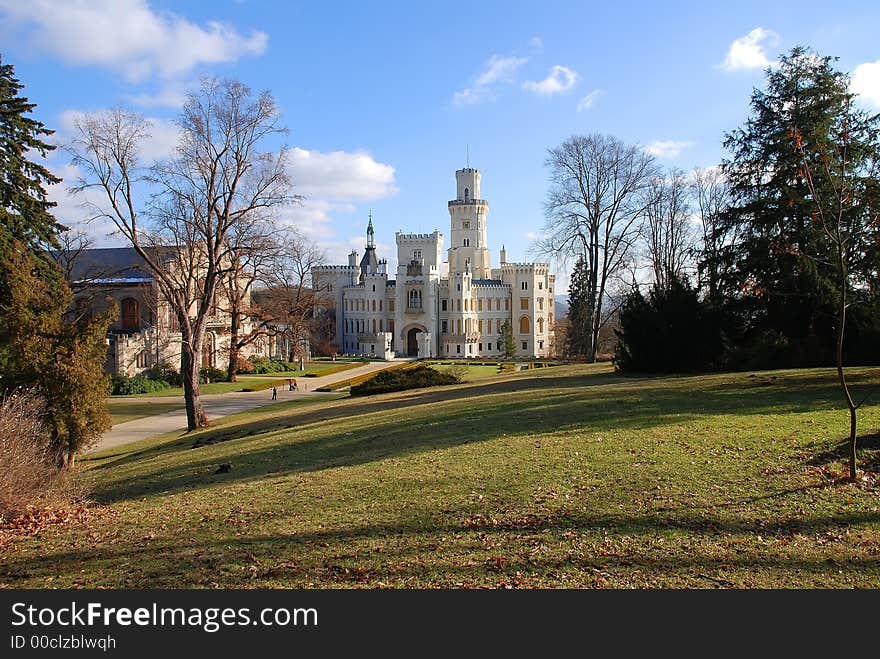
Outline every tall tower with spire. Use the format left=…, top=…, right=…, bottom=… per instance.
left=359, top=212, right=378, bottom=282
left=447, top=166, right=491, bottom=279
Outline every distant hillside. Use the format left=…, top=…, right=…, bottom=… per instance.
left=554, top=298, right=569, bottom=319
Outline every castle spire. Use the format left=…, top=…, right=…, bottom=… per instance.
left=366, top=211, right=375, bottom=248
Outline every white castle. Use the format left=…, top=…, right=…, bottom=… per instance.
left=312, top=166, right=555, bottom=359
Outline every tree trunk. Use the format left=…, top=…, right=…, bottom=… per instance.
left=180, top=329, right=208, bottom=431
left=835, top=285, right=858, bottom=480
left=227, top=307, right=240, bottom=382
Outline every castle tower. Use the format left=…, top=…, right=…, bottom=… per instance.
left=448, top=167, right=491, bottom=279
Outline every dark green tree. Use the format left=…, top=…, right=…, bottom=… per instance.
left=614, top=276, right=725, bottom=373
left=0, top=56, right=112, bottom=468
left=0, top=55, right=64, bottom=262
left=566, top=256, right=592, bottom=357
left=720, top=46, right=880, bottom=367
left=498, top=319, right=516, bottom=359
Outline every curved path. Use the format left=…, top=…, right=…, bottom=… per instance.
left=91, top=359, right=409, bottom=453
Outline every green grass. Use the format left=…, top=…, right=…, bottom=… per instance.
left=245, top=362, right=359, bottom=378
left=5, top=364, right=880, bottom=588
left=107, top=399, right=184, bottom=425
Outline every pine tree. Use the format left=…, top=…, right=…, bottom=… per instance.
left=498, top=319, right=516, bottom=359
left=566, top=256, right=592, bottom=358
left=721, top=47, right=880, bottom=366
left=0, top=55, right=64, bottom=261
left=0, top=57, right=111, bottom=468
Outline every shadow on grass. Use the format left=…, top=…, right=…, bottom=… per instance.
left=807, top=432, right=880, bottom=473
left=3, top=508, right=879, bottom=587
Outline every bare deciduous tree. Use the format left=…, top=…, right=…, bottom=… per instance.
left=690, top=166, right=736, bottom=301
left=536, top=134, right=657, bottom=362
left=69, top=78, right=294, bottom=430
left=792, top=108, right=880, bottom=480
left=642, top=169, right=695, bottom=290
left=258, top=229, right=328, bottom=361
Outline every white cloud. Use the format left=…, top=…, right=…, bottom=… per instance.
left=453, top=55, right=528, bottom=106
left=645, top=140, right=694, bottom=158
left=722, top=27, right=778, bottom=72
left=288, top=148, right=397, bottom=201
left=852, top=60, right=880, bottom=108
left=128, top=81, right=188, bottom=108
left=522, top=65, right=578, bottom=97
left=530, top=36, right=543, bottom=51
left=577, top=89, right=602, bottom=111
left=0, top=0, right=267, bottom=81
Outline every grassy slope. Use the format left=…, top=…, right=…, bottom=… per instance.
left=107, top=399, right=184, bottom=425
left=4, top=364, right=880, bottom=588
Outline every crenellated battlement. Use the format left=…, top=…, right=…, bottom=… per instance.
left=396, top=230, right=442, bottom=242
left=501, top=262, right=549, bottom=271
left=313, top=265, right=359, bottom=271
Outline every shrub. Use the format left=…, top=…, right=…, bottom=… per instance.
left=243, top=356, right=298, bottom=374
left=350, top=364, right=460, bottom=396
left=0, top=392, right=85, bottom=520
left=199, top=366, right=228, bottom=384
left=145, top=362, right=181, bottom=387
left=111, top=375, right=171, bottom=395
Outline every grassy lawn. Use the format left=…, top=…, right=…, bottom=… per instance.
left=5, top=364, right=880, bottom=588
left=106, top=399, right=184, bottom=425
left=245, top=362, right=360, bottom=378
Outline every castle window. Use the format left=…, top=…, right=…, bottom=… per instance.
left=539, top=340, right=544, bottom=350
left=478, top=298, right=483, bottom=311
left=372, top=284, right=375, bottom=292
left=413, top=249, right=422, bottom=260
left=441, top=299, right=447, bottom=311
left=372, top=299, right=376, bottom=311
left=457, top=344, right=461, bottom=354
left=522, top=341, right=528, bottom=350
left=479, top=343, right=483, bottom=351
left=520, top=298, right=529, bottom=310
left=519, top=316, right=530, bottom=334
left=537, top=317, right=544, bottom=333
left=496, top=298, right=501, bottom=311
left=463, top=238, right=470, bottom=247
left=521, top=281, right=528, bottom=290
left=121, top=297, right=140, bottom=331
left=488, top=342, right=493, bottom=351
left=539, top=281, right=543, bottom=290
left=456, top=299, right=461, bottom=311
left=379, top=300, right=383, bottom=311
left=389, top=300, right=395, bottom=312
left=442, top=320, right=448, bottom=333
left=462, top=221, right=470, bottom=229
left=538, top=298, right=544, bottom=310
left=136, top=350, right=150, bottom=369
left=505, top=298, right=510, bottom=311
left=464, top=188, right=469, bottom=201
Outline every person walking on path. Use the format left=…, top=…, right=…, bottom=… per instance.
left=292, top=379, right=298, bottom=392
left=272, top=386, right=277, bottom=400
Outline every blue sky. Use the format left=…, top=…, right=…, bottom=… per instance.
left=2, top=0, right=880, bottom=288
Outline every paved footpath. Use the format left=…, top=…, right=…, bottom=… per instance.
left=92, top=359, right=408, bottom=453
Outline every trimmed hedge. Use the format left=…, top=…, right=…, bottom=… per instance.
left=240, top=356, right=299, bottom=374
left=110, top=375, right=171, bottom=395
left=350, top=364, right=460, bottom=396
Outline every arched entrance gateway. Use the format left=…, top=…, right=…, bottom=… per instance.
left=406, top=327, right=421, bottom=357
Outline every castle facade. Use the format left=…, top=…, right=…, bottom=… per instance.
left=312, top=166, right=555, bottom=359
